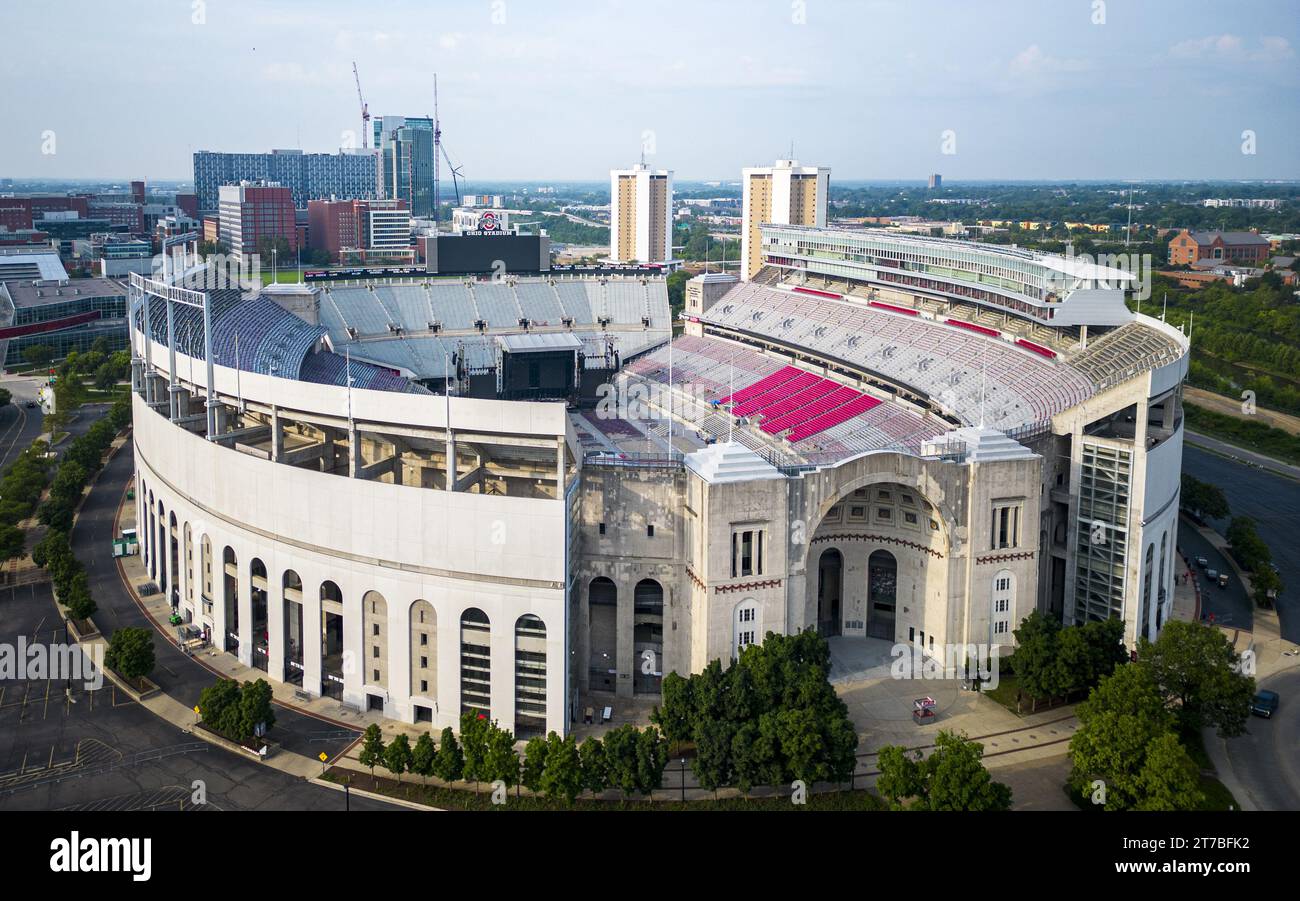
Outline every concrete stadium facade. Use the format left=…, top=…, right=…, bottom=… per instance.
left=127, top=226, right=1190, bottom=738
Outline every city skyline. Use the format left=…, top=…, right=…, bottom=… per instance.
left=0, top=0, right=1296, bottom=182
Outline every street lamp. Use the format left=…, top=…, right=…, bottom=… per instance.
left=679, top=758, right=686, bottom=803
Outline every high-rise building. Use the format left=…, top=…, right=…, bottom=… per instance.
left=609, top=163, right=673, bottom=263
left=928, top=173, right=942, bottom=189
left=218, top=182, right=298, bottom=263
left=193, top=148, right=380, bottom=214
left=740, top=159, right=829, bottom=280
left=373, top=116, right=435, bottom=218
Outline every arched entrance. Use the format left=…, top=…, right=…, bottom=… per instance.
left=588, top=577, right=617, bottom=693
left=249, top=558, right=269, bottom=671
left=867, top=550, right=897, bottom=640
left=817, top=548, right=843, bottom=637
left=632, top=579, right=663, bottom=695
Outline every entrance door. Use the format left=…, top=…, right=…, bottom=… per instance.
left=867, top=550, right=897, bottom=640
left=817, top=549, right=843, bottom=638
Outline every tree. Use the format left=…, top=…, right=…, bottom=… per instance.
left=24, top=345, right=54, bottom=368
left=578, top=738, right=608, bottom=799
left=198, top=679, right=241, bottom=734
left=104, top=627, right=155, bottom=681
left=875, top=745, right=924, bottom=809
left=238, top=678, right=276, bottom=740
left=921, top=732, right=1012, bottom=811
left=432, top=727, right=463, bottom=782
left=1069, top=663, right=1181, bottom=810
left=650, top=671, right=693, bottom=749
left=633, top=726, right=669, bottom=796
left=411, top=733, right=436, bottom=783
left=0, top=388, right=10, bottom=407
left=63, top=569, right=97, bottom=622
left=1139, top=620, right=1255, bottom=737
left=459, top=709, right=490, bottom=790
left=1009, top=610, right=1063, bottom=706
left=521, top=736, right=549, bottom=793
left=482, top=723, right=519, bottom=789
left=690, top=718, right=734, bottom=797
left=383, top=734, right=413, bottom=781
left=1180, top=473, right=1230, bottom=521
left=0, top=525, right=25, bottom=563
left=359, top=724, right=385, bottom=776
left=93, top=362, right=118, bottom=391
left=602, top=724, right=643, bottom=799
left=1132, top=732, right=1204, bottom=811
left=539, top=733, right=583, bottom=805
left=1251, top=565, right=1284, bottom=607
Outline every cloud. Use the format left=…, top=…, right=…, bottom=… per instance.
left=1008, top=45, right=1089, bottom=76
left=438, top=32, right=465, bottom=51
left=1168, top=34, right=1294, bottom=63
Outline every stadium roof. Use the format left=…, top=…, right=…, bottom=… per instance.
left=0, top=252, right=70, bottom=284
left=497, top=332, right=583, bottom=353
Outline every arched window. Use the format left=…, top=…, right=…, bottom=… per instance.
left=221, top=547, right=239, bottom=653
left=733, top=599, right=760, bottom=659
left=249, top=559, right=269, bottom=671
left=320, top=581, right=344, bottom=700
left=282, top=570, right=304, bottom=685
left=363, top=590, right=388, bottom=689
left=514, top=614, right=547, bottom=739
left=410, top=600, right=436, bottom=703
left=183, top=523, right=193, bottom=606
left=991, top=569, right=1015, bottom=639
left=588, top=577, right=617, bottom=692
left=460, top=608, right=491, bottom=718
left=633, top=579, right=663, bottom=695
left=1141, top=543, right=1155, bottom=641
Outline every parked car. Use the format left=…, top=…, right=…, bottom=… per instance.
left=1196, top=557, right=1208, bottom=568
left=1206, top=568, right=1218, bottom=580
left=24, top=400, right=36, bottom=408
left=1218, top=573, right=1230, bottom=589
left=1250, top=690, right=1279, bottom=718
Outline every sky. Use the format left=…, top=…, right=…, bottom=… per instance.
left=1, top=0, right=1298, bottom=183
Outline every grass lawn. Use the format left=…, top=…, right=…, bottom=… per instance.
left=261, top=267, right=306, bottom=286
left=323, top=767, right=888, bottom=811
left=1196, top=774, right=1238, bottom=811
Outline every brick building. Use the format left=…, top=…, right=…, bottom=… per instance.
left=1167, top=229, right=1271, bottom=266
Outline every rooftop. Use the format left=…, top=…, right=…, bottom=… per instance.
left=6, top=276, right=125, bottom=308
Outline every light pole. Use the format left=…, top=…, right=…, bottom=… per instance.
left=679, top=758, right=686, bottom=803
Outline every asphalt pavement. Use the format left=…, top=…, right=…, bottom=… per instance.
left=1183, top=443, right=1300, bottom=644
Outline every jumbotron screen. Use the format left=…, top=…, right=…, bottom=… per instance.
left=433, top=235, right=547, bottom=275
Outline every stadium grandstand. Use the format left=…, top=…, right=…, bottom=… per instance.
left=126, top=221, right=1189, bottom=741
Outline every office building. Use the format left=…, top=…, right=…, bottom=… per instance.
left=609, top=163, right=673, bottom=264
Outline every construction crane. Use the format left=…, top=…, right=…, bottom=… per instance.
left=431, top=74, right=464, bottom=208
left=352, top=61, right=370, bottom=148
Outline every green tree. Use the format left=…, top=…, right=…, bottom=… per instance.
left=1132, top=732, right=1204, bottom=811
left=1139, top=620, right=1255, bottom=737
left=521, top=736, right=549, bottom=793
left=875, top=745, right=924, bottom=809
left=0, top=388, right=10, bottom=407
left=0, top=524, right=25, bottom=562
left=104, top=627, right=155, bottom=681
left=920, top=731, right=1012, bottom=812
left=602, top=724, right=643, bottom=800
left=1069, top=664, right=1184, bottom=810
left=459, top=709, right=490, bottom=789
left=1009, top=610, right=1063, bottom=706
left=198, top=679, right=241, bottom=734
left=650, top=671, right=693, bottom=749
left=383, top=734, right=413, bottom=781
left=411, top=733, right=436, bottom=783
left=482, top=723, right=519, bottom=789
left=432, top=727, right=464, bottom=782
left=24, top=345, right=54, bottom=368
left=578, top=737, right=608, bottom=799
left=63, top=569, right=97, bottom=622
left=633, top=726, right=669, bottom=796
left=238, top=678, right=276, bottom=740
left=539, top=733, right=583, bottom=805
left=359, top=723, right=385, bottom=776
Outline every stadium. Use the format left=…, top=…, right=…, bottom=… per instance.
left=128, top=224, right=1189, bottom=739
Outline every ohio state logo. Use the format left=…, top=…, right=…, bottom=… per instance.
left=479, top=211, right=499, bottom=231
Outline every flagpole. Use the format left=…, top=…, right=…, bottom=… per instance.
left=667, top=337, right=674, bottom=453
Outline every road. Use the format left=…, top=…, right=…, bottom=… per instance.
left=1206, top=668, right=1300, bottom=812
left=0, top=580, right=398, bottom=811
left=73, top=434, right=366, bottom=763
left=1183, top=443, right=1300, bottom=643
left=1177, top=517, right=1252, bottom=631
left=0, top=375, right=48, bottom=470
